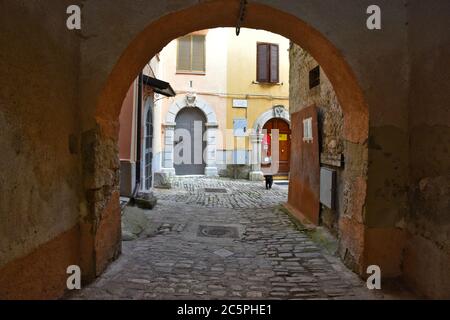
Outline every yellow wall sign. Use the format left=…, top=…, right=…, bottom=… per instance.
left=270, top=133, right=288, bottom=141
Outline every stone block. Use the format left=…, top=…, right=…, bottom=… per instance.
left=153, top=172, right=172, bottom=189
left=134, top=192, right=157, bottom=210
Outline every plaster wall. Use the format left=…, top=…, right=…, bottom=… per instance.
left=1, top=0, right=448, bottom=299
left=0, top=0, right=82, bottom=298
left=118, top=83, right=136, bottom=161
left=402, top=0, right=450, bottom=299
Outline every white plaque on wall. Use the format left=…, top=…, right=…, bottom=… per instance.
left=233, top=99, right=248, bottom=108
left=320, top=167, right=336, bottom=209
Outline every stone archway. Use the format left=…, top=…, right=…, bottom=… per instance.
left=2, top=0, right=449, bottom=301
left=162, top=95, right=219, bottom=177
left=250, top=107, right=291, bottom=180
left=87, top=1, right=371, bottom=284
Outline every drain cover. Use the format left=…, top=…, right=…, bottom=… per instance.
left=204, top=188, right=228, bottom=193
left=213, top=248, right=234, bottom=258
left=198, top=225, right=239, bottom=239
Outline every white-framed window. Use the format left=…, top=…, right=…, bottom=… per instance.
left=143, top=106, right=153, bottom=190
left=303, top=117, right=313, bottom=142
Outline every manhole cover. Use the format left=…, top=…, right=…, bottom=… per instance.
left=198, top=225, right=239, bottom=239
left=204, top=188, right=228, bottom=194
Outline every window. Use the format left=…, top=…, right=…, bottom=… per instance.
left=309, top=66, right=320, bottom=89
left=177, top=35, right=206, bottom=73
left=303, top=117, right=313, bottom=142
left=256, top=43, right=279, bottom=83
left=144, top=107, right=153, bottom=190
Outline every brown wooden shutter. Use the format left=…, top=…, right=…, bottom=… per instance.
left=257, top=43, right=270, bottom=82
left=177, top=36, right=191, bottom=71
left=270, top=44, right=279, bottom=83
left=191, top=35, right=205, bottom=72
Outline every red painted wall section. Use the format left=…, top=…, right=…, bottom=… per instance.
left=288, top=105, right=320, bottom=225
left=118, top=83, right=135, bottom=160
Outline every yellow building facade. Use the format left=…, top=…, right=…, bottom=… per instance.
left=155, top=28, right=290, bottom=180
left=224, top=29, right=290, bottom=179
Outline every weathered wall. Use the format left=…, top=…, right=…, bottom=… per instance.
left=0, top=0, right=82, bottom=298
left=0, top=0, right=448, bottom=299
left=289, top=44, right=346, bottom=233
left=288, top=106, right=321, bottom=225
left=289, top=44, right=369, bottom=273
left=403, top=0, right=450, bottom=299
left=289, top=2, right=450, bottom=297
left=119, top=83, right=136, bottom=161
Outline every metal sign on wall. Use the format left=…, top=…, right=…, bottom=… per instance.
left=320, top=167, right=336, bottom=209
left=233, top=99, right=248, bottom=108
left=233, top=118, right=248, bottom=136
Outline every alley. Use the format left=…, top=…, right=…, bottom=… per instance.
left=68, top=177, right=378, bottom=300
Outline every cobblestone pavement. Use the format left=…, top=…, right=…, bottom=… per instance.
left=154, top=176, right=288, bottom=209
left=69, top=177, right=381, bottom=300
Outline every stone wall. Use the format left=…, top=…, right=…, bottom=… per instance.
left=289, top=44, right=347, bottom=234
left=402, top=0, right=450, bottom=298
left=289, top=43, right=371, bottom=273
left=290, top=14, right=450, bottom=295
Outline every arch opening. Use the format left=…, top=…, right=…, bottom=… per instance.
left=89, top=1, right=370, bottom=284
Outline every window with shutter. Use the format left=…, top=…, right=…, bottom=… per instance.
left=257, top=43, right=270, bottom=82
left=270, top=44, right=279, bottom=83
left=309, top=66, right=320, bottom=89
left=257, top=43, right=279, bottom=84
left=177, top=36, right=191, bottom=71
left=177, top=35, right=206, bottom=73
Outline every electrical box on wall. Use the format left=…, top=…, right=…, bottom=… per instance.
left=233, top=118, right=248, bottom=136
left=320, top=167, right=336, bottom=209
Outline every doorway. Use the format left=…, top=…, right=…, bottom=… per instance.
left=262, top=118, right=291, bottom=175
left=174, top=107, right=207, bottom=175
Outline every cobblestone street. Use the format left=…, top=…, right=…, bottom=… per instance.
left=69, top=177, right=381, bottom=300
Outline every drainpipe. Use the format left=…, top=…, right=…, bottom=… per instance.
left=132, top=72, right=143, bottom=199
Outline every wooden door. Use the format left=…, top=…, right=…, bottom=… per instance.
left=263, top=118, right=291, bottom=174
left=174, top=108, right=206, bottom=175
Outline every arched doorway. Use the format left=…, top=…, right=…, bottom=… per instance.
left=262, top=118, right=291, bottom=175
left=163, top=95, right=219, bottom=176
left=174, top=107, right=207, bottom=175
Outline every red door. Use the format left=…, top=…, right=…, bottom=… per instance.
left=262, top=118, right=291, bottom=175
